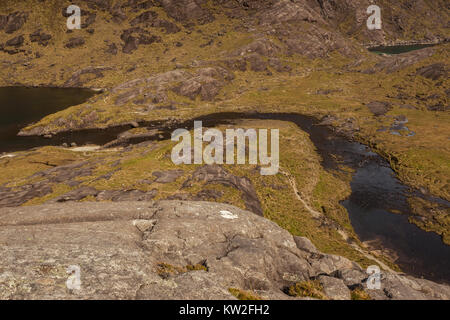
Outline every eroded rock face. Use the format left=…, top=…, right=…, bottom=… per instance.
left=49, top=186, right=158, bottom=203
left=105, top=42, right=118, bottom=55
left=318, top=276, right=351, bottom=300
left=0, top=201, right=449, bottom=300
left=0, top=162, right=97, bottom=207
left=130, top=10, right=180, bottom=34
left=53, top=186, right=100, bottom=202
left=65, top=37, right=86, bottom=49
left=416, top=63, right=448, bottom=81
left=120, top=27, right=161, bottom=54
left=96, top=189, right=158, bottom=201
left=368, top=47, right=436, bottom=74
left=153, top=170, right=184, bottom=183
left=182, top=165, right=263, bottom=216
left=63, top=66, right=113, bottom=87
left=258, top=0, right=322, bottom=25
left=0, top=182, right=52, bottom=207
left=0, top=11, right=28, bottom=34
left=366, top=101, right=392, bottom=116
left=112, top=66, right=233, bottom=105
left=82, top=0, right=113, bottom=11
left=156, top=0, right=214, bottom=24
left=228, top=37, right=293, bottom=72
left=5, top=35, right=24, bottom=47
left=29, top=30, right=52, bottom=46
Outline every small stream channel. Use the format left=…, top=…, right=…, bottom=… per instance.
left=206, top=113, right=450, bottom=283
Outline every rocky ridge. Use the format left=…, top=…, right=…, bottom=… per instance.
left=1, top=200, right=449, bottom=300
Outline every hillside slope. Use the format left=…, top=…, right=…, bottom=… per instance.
left=0, top=0, right=449, bottom=292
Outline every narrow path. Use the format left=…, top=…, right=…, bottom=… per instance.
left=280, top=167, right=397, bottom=274
left=279, top=168, right=322, bottom=218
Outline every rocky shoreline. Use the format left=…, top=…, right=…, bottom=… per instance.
left=364, top=38, right=449, bottom=49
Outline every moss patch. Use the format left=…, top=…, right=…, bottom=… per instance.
left=351, top=288, right=372, bottom=300
left=228, top=288, right=262, bottom=301
left=287, top=280, right=328, bottom=300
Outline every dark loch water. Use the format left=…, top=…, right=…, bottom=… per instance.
left=0, top=87, right=97, bottom=153
left=0, top=91, right=449, bottom=284
left=368, top=43, right=436, bottom=55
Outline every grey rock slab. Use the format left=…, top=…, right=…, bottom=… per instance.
left=0, top=201, right=449, bottom=300
left=318, top=275, right=351, bottom=300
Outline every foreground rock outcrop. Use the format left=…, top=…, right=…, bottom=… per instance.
left=0, top=201, right=449, bottom=300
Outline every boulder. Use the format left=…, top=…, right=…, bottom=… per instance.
left=309, top=253, right=359, bottom=276
left=335, top=269, right=367, bottom=288
left=65, top=37, right=85, bottom=49
left=366, top=101, right=392, bottom=116
left=158, top=0, right=214, bottom=24
left=294, top=236, right=319, bottom=254
left=63, top=66, right=112, bottom=87
left=416, top=63, right=448, bottom=81
left=30, top=30, right=52, bottom=46
left=182, top=165, right=263, bottom=216
left=0, top=12, right=28, bottom=34
left=318, top=275, right=351, bottom=300
left=5, top=35, right=24, bottom=47
left=152, top=170, right=184, bottom=183
left=120, top=28, right=161, bottom=53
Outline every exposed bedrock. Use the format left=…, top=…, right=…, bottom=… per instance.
left=0, top=201, right=449, bottom=300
